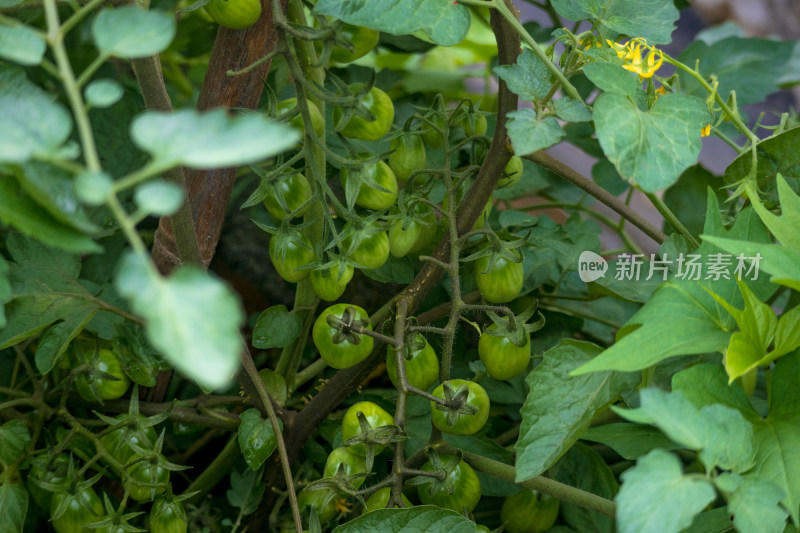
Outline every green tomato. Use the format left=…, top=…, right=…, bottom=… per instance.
left=362, top=487, right=411, bottom=513
left=203, top=0, right=261, bottom=30
left=421, top=112, right=446, bottom=149
left=323, top=447, right=368, bottom=488
left=388, top=133, right=426, bottom=183
left=430, top=379, right=490, bottom=436
left=311, top=263, right=354, bottom=302
left=333, top=84, right=394, bottom=141
left=75, top=348, right=130, bottom=401
left=475, top=251, right=524, bottom=304
left=340, top=159, right=398, bottom=211
left=331, top=24, right=380, bottom=64
left=275, top=98, right=324, bottom=138
left=500, top=490, right=560, bottom=533
left=478, top=325, right=530, bottom=381
left=386, top=335, right=439, bottom=392
left=312, top=304, right=374, bottom=369
left=342, top=225, right=390, bottom=270
left=462, top=113, right=488, bottom=137
left=442, top=186, right=492, bottom=231
left=28, top=454, right=70, bottom=511
left=497, top=156, right=523, bottom=188
left=126, top=459, right=169, bottom=502
left=100, top=414, right=158, bottom=466
left=417, top=456, right=481, bottom=513
left=150, top=499, right=188, bottom=533
left=387, top=203, right=436, bottom=258
left=298, top=488, right=337, bottom=523
left=263, top=173, right=313, bottom=221
left=341, top=401, right=394, bottom=456
left=269, top=230, right=317, bottom=283
left=50, top=487, right=104, bottom=533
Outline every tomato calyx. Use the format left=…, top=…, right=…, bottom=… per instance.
left=484, top=300, right=546, bottom=349
left=325, top=306, right=372, bottom=346
left=432, top=381, right=480, bottom=427
left=342, top=409, right=406, bottom=471
left=410, top=448, right=461, bottom=496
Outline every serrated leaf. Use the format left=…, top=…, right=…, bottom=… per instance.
left=749, top=174, right=800, bottom=253
left=0, top=482, right=27, bottom=533
left=226, top=469, right=265, bottom=515
left=0, top=420, right=30, bottom=468
left=0, top=24, right=46, bottom=66
left=582, top=423, right=681, bottom=460
left=616, top=449, right=716, bottom=533
left=314, top=0, right=470, bottom=47
left=92, top=6, right=175, bottom=58
left=516, top=339, right=639, bottom=481
left=552, top=97, right=592, bottom=122
left=331, top=506, right=480, bottom=532
left=552, top=0, right=678, bottom=44
left=582, top=63, right=640, bottom=98
left=721, top=475, right=788, bottom=533
left=237, top=409, right=280, bottom=471
left=130, top=109, right=299, bottom=170
left=493, top=48, right=552, bottom=101
left=115, top=252, right=244, bottom=390
left=594, top=92, right=709, bottom=192
left=252, top=305, right=301, bottom=349
left=84, top=79, right=124, bottom=108
left=555, top=444, right=618, bottom=533
left=671, top=363, right=758, bottom=422
left=700, top=235, right=800, bottom=292
left=506, top=110, right=565, bottom=157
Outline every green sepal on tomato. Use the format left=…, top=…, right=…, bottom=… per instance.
left=330, top=24, right=380, bottom=64
left=269, top=229, right=317, bottom=283
left=323, top=447, right=369, bottom=489
left=386, top=333, right=439, bottom=392
left=333, top=84, right=394, bottom=141
left=430, top=379, right=490, bottom=435
left=312, top=304, right=374, bottom=369
left=311, top=261, right=354, bottom=302
left=100, top=414, right=158, bottom=466
left=203, top=0, right=261, bottom=30
left=50, top=486, right=105, bottom=533
left=126, top=458, right=169, bottom=502
left=341, top=401, right=394, bottom=457
left=275, top=98, right=324, bottom=138
left=27, top=454, right=70, bottom=511
left=150, top=498, right=188, bottom=533
left=340, top=157, right=398, bottom=211
left=500, top=489, right=560, bottom=533
left=263, top=173, right=312, bottom=221
left=341, top=221, right=390, bottom=271
left=417, top=455, right=481, bottom=513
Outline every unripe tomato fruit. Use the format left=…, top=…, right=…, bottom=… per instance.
left=101, top=414, right=158, bottom=465
left=430, top=379, right=490, bottom=435
left=478, top=326, right=531, bottom=381
left=323, top=447, right=368, bottom=488
left=311, top=264, right=354, bottom=302
left=363, top=487, right=412, bottom=513
left=442, top=187, right=492, bottom=231
left=298, top=489, right=337, bottom=523
left=269, top=231, right=316, bottom=283
left=150, top=499, right=188, bottom=533
left=500, top=490, right=560, bottom=533
left=28, top=454, right=69, bottom=511
left=50, top=487, right=104, bottom=533
left=417, top=456, right=481, bottom=513
left=340, top=159, right=398, bottom=211
left=387, top=204, right=436, bottom=258
left=497, top=156, right=523, bottom=188
left=126, top=459, right=169, bottom=502
left=333, top=84, right=394, bottom=141
left=462, top=113, right=488, bottom=137
left=331, top=24, right=380, bottom=64
left=75, top=348, right=130, bottom=401
left=263, top=173, right=312, bottom=221
left=388, top=134, right=426, bottom=183
left=203, top=0, right=261, bottom=30
left=312, top=304, right=374, bottom=369
left=475, top=251, right=524, bottom=303
left=386, top=336, right=439, bottom=392
left=276, top=98, right=324, bottom=138
left=341, top=401, right=394, bottom=456
left=342, top=225, right=390, bottom=270
left=421, top=113, right=445, bottom=149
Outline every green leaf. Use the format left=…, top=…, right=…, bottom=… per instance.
left=75, top=171, right=114, bottom=206
left=0, top=179, right=101, bottom=254
left=594, top=92, right=709, bottom=192
left=0, top=482, right=27, bottom=533
left=684, top=508, right=734, bottom=533
left=663, top=166, right=726, bottom=238
left=506, top=110, right=565, bottom=157
left=226, top=468, right=265, bottom=515
left=116, top=253, right=244, bottom=391
left=134, top=180, right=184, bottom=216
left=493, top=48, right=552, bottom=101
left=237, top=408, right=280, bottom=471
left=516, top=339, right=639, bottom=481
left=35, top=312, right=97, bottom=374
left=0, top=420, right=30, bottom=467
left=84, top=79, right=124, bottom=108
left=582, top=423, right=681, bottom=460
left=555, top=444, right=618, bottom=533
left=749, top=174, right=800, bottom=253
left=252, top=305, right=301, bottom=349
left=0, top=24, right=46, bottom=66
left=552, top=97, right=593, bottom=122
left=552, top=0, right=679, bottom=44
left=617, top=388, right=755, bottom=473
left=717, top=474, right=788, bottom=533
left=361, top=255, right=415, bottom=284
left=671, top=363, right=759, bottom=422
left=582, top=63, right=641, bottom=98
left=444, top=434, right=516, bottom=497
left=700, top=236, right=800, bottom=292
left=616, top=449, right=716, bottom=533
left=0, top=256, right=10, bottom=329
left=313, top=0, right=470, bottom=47
left=92, top=6, right=176, bottom=58
left=572, top=194, right=774, bottom=375
left=332, top=506, right=480, bottom=532
left=130, top=109, right=299, bottom=170
left=679, top=37, right=795, bottom=106
left=0, top=65, right=72, bottom=164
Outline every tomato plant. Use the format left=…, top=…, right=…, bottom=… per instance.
left=330, top=24, right=380, bottom=64
left=417, top=455, right=481, bottom=513
left=323, top=446, right=368, bottom=488
left=333, top=84, right=395, bottom=141
left=149, top=499, right=188, bottom=533
left=341, top=222, right=390, bottom=270
left=126, top=458, right=169, bottom=502
left=203, top=0, right=261, bottom=30
left=430, top=379, right=490, bottom=435
left=500, top=490, right=560, bottom=533
left=362, top=487, right=411, bottom=512
left=497, top=155, right=523, bottom=189
left=50, top=487, right=104, bottom=533
left=75, top=348, right=131, bottom=402
left=310, top=262, right=354, bottom=302
left=340, top=158, right=398, bottom=211
left=478, top=324, right=530, bottom=381
left=276, top=98, right=324, bottom=138
left=474, top=248, right=524, bottom=304
left=101, top=414, right=159, bottom=466
left=312, top=304, right=374, bottom=369
left=262, top=173, right=313, bottom=221
left=386, top=333, right=439, bottom=391
left=269, top=230, right=317, bottom=283
left=341, top=401, right=394, bottom=457
left=388, top=132, right=427, bottom=184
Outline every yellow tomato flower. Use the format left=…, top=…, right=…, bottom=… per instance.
left=701, top=124, right=711, bottom=137
left=606, top=39, right=629, bottom=59
left=622, top=44, right=663, bottom=79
